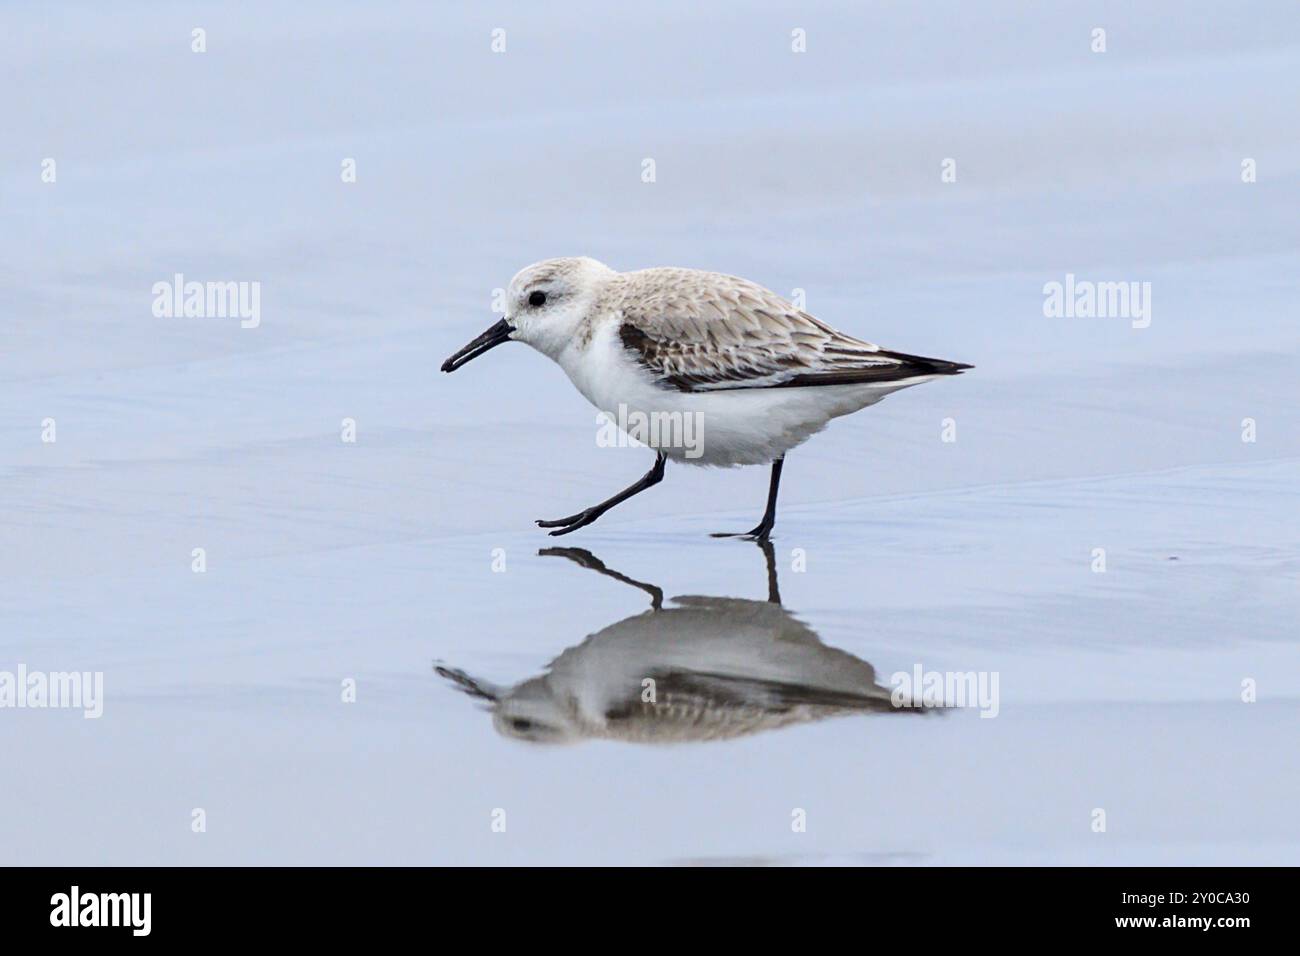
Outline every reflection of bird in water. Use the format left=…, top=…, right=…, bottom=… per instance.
left=436, top=544, right=928, bottom=745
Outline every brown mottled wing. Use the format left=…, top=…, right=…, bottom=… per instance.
left=598, top=670, right=908, bottom=743
left=614, top=269, right=971, bottom=393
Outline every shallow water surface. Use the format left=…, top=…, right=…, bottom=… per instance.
left=2, top=0, right=1298, bottom=865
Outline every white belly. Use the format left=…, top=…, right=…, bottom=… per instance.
left=557, top=324, right=921, bottom=467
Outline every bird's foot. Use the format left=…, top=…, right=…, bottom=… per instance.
left=537, top=546, right=604, bottom=568
left=536, top=508, right=604, bottom=537
left=710, top=522, right=773, bottom=543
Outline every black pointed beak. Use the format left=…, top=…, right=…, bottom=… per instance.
left=441, top=318, right=514, bottom=372
left=435, top=665, right=501, bottom=703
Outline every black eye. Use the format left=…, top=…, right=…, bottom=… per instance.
left=528, top=291, right=547, bottom=307
left=510, top=719, right=534, bottom=732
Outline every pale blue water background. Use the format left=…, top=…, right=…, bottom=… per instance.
left=2, top=0, right=1298, bottom=864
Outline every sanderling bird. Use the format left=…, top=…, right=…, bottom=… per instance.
left=442, top=257, right=971, bottom=539
left=436, top=546, right=916, bottom=745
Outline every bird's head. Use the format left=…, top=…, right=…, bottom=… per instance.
left=436, top=665, right=582, bottom=745
left=441, top=257, right=616, bottom=371
left=490, top=677, right=583, bottom=745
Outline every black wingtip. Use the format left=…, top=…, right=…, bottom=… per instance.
left=876, top=350, right=973, bottom=376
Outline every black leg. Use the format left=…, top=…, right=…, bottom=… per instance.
left=757, top=539, right=781, bottom=604
left=537, top=452, right=667, bottom=537
left=711, top=457, right=784, bottom=542
left=538, top=547, right=664, bottom=610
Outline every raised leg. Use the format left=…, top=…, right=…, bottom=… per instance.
left=538, top=547, right=664, bottom=610
left=537, top=452, right=667, bottom=537
left=712, top=457, right=784, bottom=542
